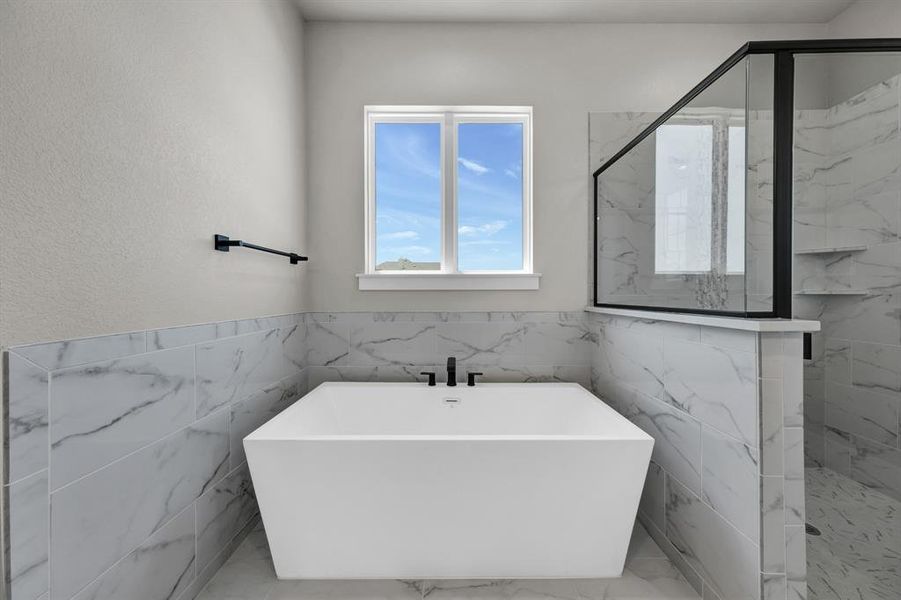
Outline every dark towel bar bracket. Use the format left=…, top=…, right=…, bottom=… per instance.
left=214, top=234, right=308, bottom=265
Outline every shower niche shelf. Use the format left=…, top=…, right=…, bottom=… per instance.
left=794, top=245, right=867, bottom=255
left=793, top=289, right=868, bottom=296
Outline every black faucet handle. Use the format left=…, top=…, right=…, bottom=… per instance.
left=467, top=372, right=483, bottom=387
left=420, top=371, right=436, bottom=386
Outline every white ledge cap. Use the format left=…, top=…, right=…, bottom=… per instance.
left=585, top=306, right=820, bottom=332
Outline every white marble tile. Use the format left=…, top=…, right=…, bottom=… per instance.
left=699, top=328, right=757, bottom=353
left=524, top=320, right=595, bottom=366
left=304, top=320, right=351, bottom=367
left=596, top=324, right=666, bottom=401
left=350, top=322, right=437, bottom=366
left=196, top=463, right=257, bottom=574
left=268, top=580, right=422, bottom=600
left=851, top=437, right=901, bottom=502
left=851, top=341, right=901, bottom=396
left=760, top=378, right=784, bottom=477
left=759, top=333, right=783, bottom=379
left=148, top=322, right=230, bottom=351
left=307, top=366, right=379, bottom=390
left=49, top=346, right=195, bottom=490
left=783, top=525, right=806, bottom=583
left=852, top=241, right=901, bottom=295
left=701, top=426, right=759, bottom=542
left=184, top=517, right=262, bottom=600
left=12, top=332, right=146, bottom=371
left=5, top=353, right=49, bottom=483
left=6, top=470, right=48, bottom=600
left=825, top=383, right=899, bottom=447
left=71, top=504, right=195, bottom=600
left=824, top=338, right=851, bottom=383
left=639, top=461, right=665, bottom=532
left=50, top=411, right=228, bottom=600
left=229, top=374, right=301, bottom=468
left=824, top=426, right=853, bottom=475
left=821, top=293, right=901, bottom=347
left=196, top=330, right=287, bottom=418
left=618, top=387, right=702, bottom=494
left=760, top=476, right=785, bottom=573
left=640, top=516, right=704, bottom=596
left=434, top=322, right=528, bottom=367
left=761, top=573, right=786, bottom=600
left=664, top=338, right=758, bottom=447
left=782, top=334, right=804, bottom=427
left=665, top=478, right=759, bottom=600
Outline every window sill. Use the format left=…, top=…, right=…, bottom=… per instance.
left=356, top=273, right=541, bottom=291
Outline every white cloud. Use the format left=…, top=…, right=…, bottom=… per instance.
left=504, top=169, right=518, bottom=178
left=458, top=220, right=508, bottom=237
left=386, top=245, right=432, bottom=257
left=457, top=157, right=490, bottom=175
left=381, top=230, right=419, bottom=241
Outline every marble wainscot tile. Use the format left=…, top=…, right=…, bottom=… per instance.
left=70, top=505, right=195, bottom=600
left=781, top=334, right=804, bottom=428
left=823, top=426, right=853, bottom=475
left=699, top=328, right=757, bottom=353
left=595, top=324, right=665, bottom=401
left=783, top=524, right=806, bottom=598
left=6, top=470, right=48, bottom=600
left=279, top=319, right=306, bottom=371
left=700, top=426, right=759, bottom=542
left=349, top=322, right=437, bottom=366
left=434, top=321, right=528, bottom=367
left=229, top=373, right=302, bottom=467
left=760, top=476, right=785, bottom=573
left=196, top=329, right=286, bottom=419
left=825, top=383, right=899, bottom=447
left=452, top=364, right=590, bottom=387
left=191, top=520, right=273, bottom=600
left=851, top=341, right=901, bottom=396
left=307, top=366, right=378, bottom=390
left=618, top=387, right=702, bottom=495
left=851, top=437, right=901, bottom=501
left=5, top=353, right=49, bottom=482
left=524, top=320, right=595, bottom=365
left=11, top=331, right=146, bottom=371
left=783, top=427, right=806, bottom=525
left=664, top=338, right=758, bottom=447
left=665, top=478, right=759, bottom=600
left=196, top=463, right=257, bottom=574
left=49, top=346, right=195, bottom=490
left=761, top=573, right=787, bottom=600
left=639, top=461, right=665, bottom=531
left=179, top=517, right=261, bottom=600
left=759, top=333, right=783, bottom=379
left=304, top=319, right=351, bottom=367
left=760, top=378, right=784, bottom=476
left=50, top=411, right=228, bottom=600
left=147, top=321, right=234, bottom=351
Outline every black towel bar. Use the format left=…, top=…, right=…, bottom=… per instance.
left=213, top=234, right=308, bottom=265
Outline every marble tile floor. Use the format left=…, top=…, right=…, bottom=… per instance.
left=196, top=521, right=700, bottom=600
left=806, top=467, right=901, bottom=600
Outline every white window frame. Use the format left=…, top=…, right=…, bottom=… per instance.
left=358, top=105, right=538, bottom=291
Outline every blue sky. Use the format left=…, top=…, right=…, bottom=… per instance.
left=374, top=122, right=523, bottom=270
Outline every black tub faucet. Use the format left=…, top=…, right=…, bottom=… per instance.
left=446, top=357, right=456, bottom=387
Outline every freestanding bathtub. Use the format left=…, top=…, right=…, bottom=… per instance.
left=244, top=382, right=653, bottom=580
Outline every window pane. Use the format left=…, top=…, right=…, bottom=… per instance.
left=457, top=122, right=523, bottom=271
left=375, top=122, right=442, bottom=270
left=726, top=125, right=746, bottom=273
left=654, top=123, right=713, bottom=273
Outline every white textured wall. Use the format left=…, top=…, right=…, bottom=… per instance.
left=828, top=0, right=901, bottom=37
left=304, top=21, right=825, bottom=312
left=0, top=0, right=309, bottom=352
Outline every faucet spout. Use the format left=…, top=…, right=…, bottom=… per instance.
left=446, top=356, right=457, bottom=387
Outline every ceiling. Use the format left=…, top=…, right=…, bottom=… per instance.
left=293, top=0, right=857, bottom=24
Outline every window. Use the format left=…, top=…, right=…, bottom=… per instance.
left=654, top=116, right=745, bottom=275
left=360, top=106, right=537, bottom=290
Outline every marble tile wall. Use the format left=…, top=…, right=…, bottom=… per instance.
left=793, top=75, right=901, bottom=503
left=4, top=310, right=599, bottom=600
left=588, top=312, right=808, bottom=600
left=3, top=313, right=307, bottom=600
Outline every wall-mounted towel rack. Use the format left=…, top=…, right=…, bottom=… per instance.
left=214, top=234, right=308, bottom=265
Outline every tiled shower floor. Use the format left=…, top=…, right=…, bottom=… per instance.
left=806, top=467, right=901, bottom=599
left=196, top=521, right=700, bottom=600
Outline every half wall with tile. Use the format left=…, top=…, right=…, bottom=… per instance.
left=588, top=311, right=810, bottom=600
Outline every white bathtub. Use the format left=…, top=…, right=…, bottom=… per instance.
left=244, top=382, right=653, bottom=580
